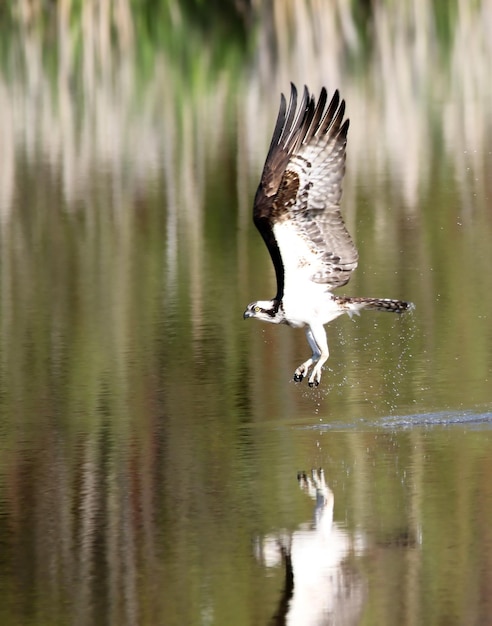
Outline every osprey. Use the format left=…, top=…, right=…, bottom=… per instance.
left=243, top=85, right=413, bottom=386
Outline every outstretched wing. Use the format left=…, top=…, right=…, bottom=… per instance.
left=253, top=84, right=358, bottom=300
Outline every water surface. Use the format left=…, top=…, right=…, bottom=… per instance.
left=1, top=2, right=492, bottom=625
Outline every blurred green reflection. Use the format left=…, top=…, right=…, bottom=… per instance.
left=0, top=2, right=491, bottom=625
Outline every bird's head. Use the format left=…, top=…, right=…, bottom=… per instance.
left=243, top=300, right=284, bottom=324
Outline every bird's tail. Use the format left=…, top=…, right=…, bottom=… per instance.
left=335, top=296, right=415, bottom=317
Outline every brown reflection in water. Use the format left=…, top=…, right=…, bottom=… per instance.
left=0, top=2, right=492, bottom=626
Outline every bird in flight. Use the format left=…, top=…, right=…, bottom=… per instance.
left=243, top=85, right=413, bottom=386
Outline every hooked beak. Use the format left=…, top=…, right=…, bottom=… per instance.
left=243, top=309, right=253, bottom=319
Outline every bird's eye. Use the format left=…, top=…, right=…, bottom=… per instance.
left=254, top=306, right=260, bottom=312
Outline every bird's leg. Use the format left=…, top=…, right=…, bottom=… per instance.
left=298, top=469, right=334, bottom=533
left=293, top=326, right=326, bottom=385
left=295, top=324, right=329, bottom=387
left=297, top=469, right=332, bottom=508
left=293, top=327, right=320, bottom=382
left=294, top=359, right=315, bottom=382
left=308, top=325, right=329, bottom=386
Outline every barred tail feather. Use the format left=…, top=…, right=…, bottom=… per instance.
left=335, top=296, right=415, bottom=317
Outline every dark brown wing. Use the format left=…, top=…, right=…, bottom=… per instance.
left=253, top=85, right=358, bottom=300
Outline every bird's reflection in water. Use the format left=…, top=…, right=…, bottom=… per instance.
left=256, top=469, right=366, bottom=626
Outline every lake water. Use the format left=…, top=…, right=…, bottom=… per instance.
left=1, top=2, right=492, bottom=625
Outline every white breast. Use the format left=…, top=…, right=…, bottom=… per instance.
left=273, top=221, right=345, bottom=326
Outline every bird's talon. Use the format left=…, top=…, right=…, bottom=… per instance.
left=294, top=373, right=304, bottom=382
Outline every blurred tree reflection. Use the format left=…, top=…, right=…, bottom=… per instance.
left=0, top=1, right=492, bottom=624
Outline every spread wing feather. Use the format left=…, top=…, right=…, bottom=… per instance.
left=253, top=84, right=358, bottom=300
